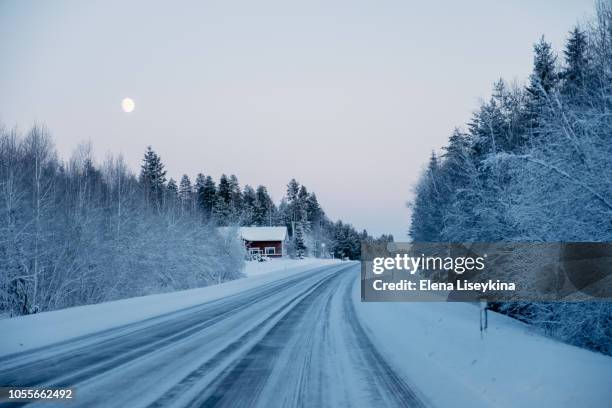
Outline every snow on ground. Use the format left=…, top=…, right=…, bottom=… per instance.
left=0, top=258, right=339, bottom=358
left=243, top=257, right=337, bottom=277
left=2, top=261, right=611, bottom=408
left=353, top=280, right=612, bottom=408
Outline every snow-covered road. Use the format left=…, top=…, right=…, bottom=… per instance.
left=0, top=262, right=424, bottom=408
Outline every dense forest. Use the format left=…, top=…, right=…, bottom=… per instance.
left=0, top=129, right=387, bottom=317
left=409, top=2, right=612, bottom=354
left=158, top=163, right=392, bottom=261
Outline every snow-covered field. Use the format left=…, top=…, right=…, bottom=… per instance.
left=356, top=285, right=612, bottom=408
left=0, top=260, right=610, bottom=407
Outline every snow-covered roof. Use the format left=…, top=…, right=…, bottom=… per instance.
left=217, top=226, right=288, bottom=242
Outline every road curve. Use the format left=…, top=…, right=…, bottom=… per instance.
left=0, top=263, right=425, bottom=408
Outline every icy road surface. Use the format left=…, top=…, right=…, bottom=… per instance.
left=0, top=263, right=425, bottom=408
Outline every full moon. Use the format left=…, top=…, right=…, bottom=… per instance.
left=121, top=97, right=135, bottom=113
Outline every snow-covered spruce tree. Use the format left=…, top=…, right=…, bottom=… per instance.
left=297, top=185, right=312, bottom=236
left=241, top=185, right=257, bottom=225
left=228, top=174, right=243, bottom=224
left=194, top=173, right=206, bottom=221
left=523, top=36, right=559, bottom=144
left=560, top=26, right=589, bottom=99
left=294, top=223, right=307, bottom=258
left=199, top=175, right=216, bottom=222
left=166, top=178, right=178, bottom=202
left=254, top=185, right=274, bottom=226
left=305, top=192, right=326, bottom=255
left=409, top=152, right=446, bottom=242
left=329, top=220, right=361, bottom=259
left=306, top=192, right=324, bottom=225
left=178, top=174, right=193, bottom=215
left=285, top=178, right=300, bottom=238
left=213, top=174, right=232, bottom=225
left=139, top=146, right=167, bottom=211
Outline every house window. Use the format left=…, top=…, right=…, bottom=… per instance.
left=249, top=248, right=261, bottom=256
left=265, top=247, right=276, bottom=255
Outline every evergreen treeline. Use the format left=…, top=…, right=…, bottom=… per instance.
left=0, top=129, right=386, bottom=316
left=161, top=169, right=390, bottom=260
left=409, top=2, right=612, bottom=354
left=278, top=179, right=392, bottom=259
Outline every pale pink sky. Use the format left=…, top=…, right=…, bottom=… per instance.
left=0, top=0, right=594, bottom=239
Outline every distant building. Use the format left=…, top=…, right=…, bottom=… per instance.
left=218, top=226, right=288, bottom=258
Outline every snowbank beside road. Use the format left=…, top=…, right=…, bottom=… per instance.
left=353, top=280, right=612, bottom=408
left=0, top=259, right=339, bottom=358
left=243, top=257, right=337, bottom=276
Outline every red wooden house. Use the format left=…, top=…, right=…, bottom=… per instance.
left=218, top=226, right=288, bottom=258
left=240, top=226, right=288, bottom=258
